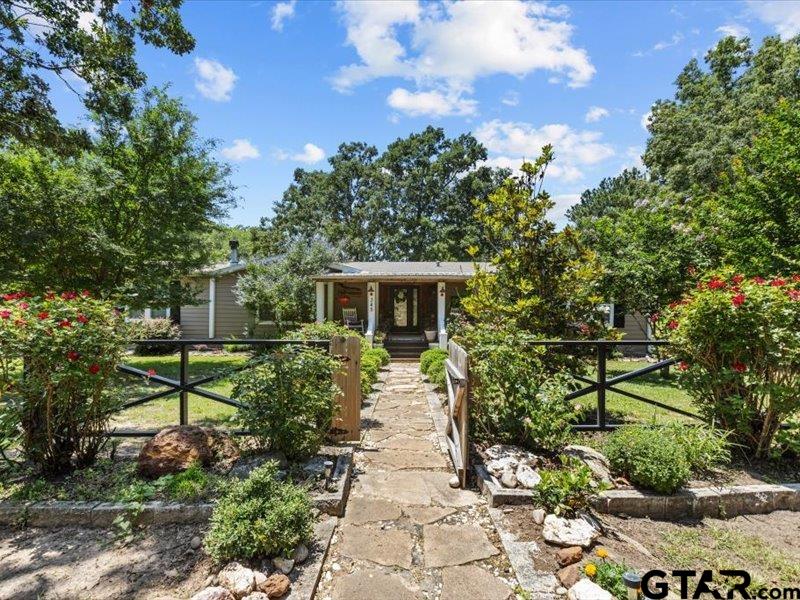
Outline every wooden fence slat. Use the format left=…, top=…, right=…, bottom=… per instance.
left=329, top=336, right=361, bottom=442
left=444, top=340, right=469, bottom=488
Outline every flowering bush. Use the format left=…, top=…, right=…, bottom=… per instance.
left=661, top=273, right=800, bottom=457
left=0, top=291, right=129, bottom=475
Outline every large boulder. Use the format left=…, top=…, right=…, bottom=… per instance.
left=542, top=515, right=600, bottom=548
left=563, top=445, right=612, bottom=485
left=138, top=425, right=239, bottom=478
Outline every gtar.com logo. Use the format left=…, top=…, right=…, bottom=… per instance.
left=641, top=570, right=800, bottom=599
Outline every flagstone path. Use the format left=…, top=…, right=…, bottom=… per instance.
left=315, top=362, right=518, bottom=600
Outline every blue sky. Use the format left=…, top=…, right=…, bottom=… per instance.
left=49, top=0, right=800, bottom=227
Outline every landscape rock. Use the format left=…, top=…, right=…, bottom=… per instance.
left=165, top=568, right=179, bottom=578
left=302, top=455, right=329, bottom=478
left=229, top=452, right=287, bottom=479
left=486, top=456, right=518, bottom=477
left=542, top=515, right=600, bottom=548
left=242, top=594, right=270, bottom=600
left=555, top=546, right=583, bottom=567
left=449, top=475, right=461, bottom=488
left=191, top=587, right=235, bottom=600
left=190, top=536, right=202, bottom=549
left=292, top=543, right=309, bottom=564
left=567, top=578, right=613, bottom=600
left=516, top=464, right=541, bottom=489
left=272, top=556, right=294, bottom=575
left=258, top=573, right=291, bottom=598
left=253, top=571, right=267, bottom=589
left=563, top=445, right=613, bottom=484
left=500, top=466, right=518, bottom=488
left=138, top=426, right=239, bottom=478
left=484, top=444, right=539, bottom=477
left=532, top=508, right=546, bottom=524
left=557, top=564, right=580, bottom=588
left=217, top=562, right=256, bottom=599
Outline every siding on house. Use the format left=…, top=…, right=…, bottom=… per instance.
left=178, top=273, right=253, bottom=339
left=616, top=311, right=650, bottom=357
left=180, top=278, right=210, bottom=338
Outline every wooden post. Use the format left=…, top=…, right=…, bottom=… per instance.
left=330, top=336, right=361, bottom=441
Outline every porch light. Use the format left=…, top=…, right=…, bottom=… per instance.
left=368, top=284, right=375, bottom=295
left=439, top=287, right=446, bottom=298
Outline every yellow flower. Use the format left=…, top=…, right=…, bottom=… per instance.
left=596, top=548, right=609, bottom=559
left=584, top=564, right=597, bottom=577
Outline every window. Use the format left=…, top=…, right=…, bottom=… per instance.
left=613, top=304, right=626, bottom=329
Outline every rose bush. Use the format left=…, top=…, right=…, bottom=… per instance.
left=661, top=273, right=800, bottom=457
left=0, top=291, right=129, bottom=475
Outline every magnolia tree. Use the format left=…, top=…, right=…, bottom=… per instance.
left=0, top=291, right=128, bottom=475
left=661, top=273, right=800, bottom=457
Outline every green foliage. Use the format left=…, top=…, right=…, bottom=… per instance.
left=255, top=127, right=508, bottom=260
left=0, top=90, right=234, bottom=308
left=590, top=556, right=630, bottom=600
left=366, top=347, right=390, bottom=367
left=460, top=323, right=577, bottom=452
left=464, top=146, right=605, bottom=339
left=604, top=427, right=691, bottom=494
left=420, top=348, right=447, bottom=374
left=0, top=1, right=194, bottom=151
left=531, top=460, right=597, bottom=517
left=425, top=355, right=447, bottom=390
left=662, top=423, right=730, bottom=473
left=235, top=240, right=335, bottom=329
left=360, top=351, right=382, bottom=396
left=661, top=273, right=800, bottom=457
left=160, top=463, right=216, bottom=502
left=771, top=424, right=800, bottom=460
left=0, top=292, right=128, bottom=475
left=285, top=321, right=369, bottom=353
left=204, top=462, right=312, bottom=562
left=232, top=347, right=339, bottom=460
left=130, top=318, right=180, bottom=355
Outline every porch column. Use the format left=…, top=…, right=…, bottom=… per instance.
left=208, top=277, right=216, bottom=338
left=315, top=281, right=325, bottom=323
left=437, top=281, right=447, bottom=349
left=326, top=282, right=334, bottom=320
left=366, top=281, right=377, bottom=346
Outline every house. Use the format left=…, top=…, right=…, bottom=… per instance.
left=312, top=262, right=479, bottom=357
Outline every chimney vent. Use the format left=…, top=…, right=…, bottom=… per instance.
left=229, top=240, right=240, bottom=265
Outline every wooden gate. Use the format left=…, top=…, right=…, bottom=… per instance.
left=444, top=340, right=469, bottom=487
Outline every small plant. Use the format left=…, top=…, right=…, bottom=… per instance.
left=604, top=426, right=691, bottom=494
left=130, top=318, right=180, bottom=355
left=161, top=463, right=217, bottom=502
left=204, top=462, right=312, bottom=562
left=662, top=423, right=730, bottom=474
left=585, top=548, right=630, bottom=600
left=420, top=348, right=447, bottom=374
left=285, top=321, right=370, bottom=352
left=531, top=459, right=598, bottom=516
left=232, top=346, right=339, bottom=460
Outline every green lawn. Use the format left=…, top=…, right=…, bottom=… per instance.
left=572, top=359, right=699, bottom=425
left=111, top=352, right=251, bottom=431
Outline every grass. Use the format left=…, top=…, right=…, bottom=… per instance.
left=574, top=358, right=698, bottom=425
left=110, top=352, right=251, bottom=431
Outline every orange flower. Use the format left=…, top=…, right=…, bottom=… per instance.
left=584, top=564, right=597, bottom=577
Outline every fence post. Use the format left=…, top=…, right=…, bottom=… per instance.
left=179, top=343, right=189, bottom=426
left=329, top=336, right=361, bottom=441
left=597, top=342, right=607, bottom=430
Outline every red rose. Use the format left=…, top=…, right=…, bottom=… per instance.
left=753, top=276, right=766, bottom=285
left=732, top=361, right=747, bottom=373
left=18, top=302, right=28, bottom=310
left=731, top=293, right=746, bottom=308
left=77, top=314, right=89, bottom=324
left=58, top=319, right=72, bottom=328
left=708, top=278, right=726, bottom=290
left=88, top=363, right=101, bottom=375
left=2, top=293, right=15, bottom=301
left=678, top=361, right=689, bottom=371
left=788, top=290, right=800, bottom=301
left=0, top=310, right=10, bottom=320
left=667, top=319, right=679, bottom=330
left=81, top=290, right=91, bottom=298
left=67, top=350, right=80, bottom=362
left=579, top=323, right=590, bottom=335
left=770, top=278, right=786, bottom=287
left=793, top=275, right=800, bottom=283
left=731, top=274, right=744, bottom=285
left=37, top=311, right=49, bottom=320
left=650, top=312, right=660, bottom=323
left=61, top=291, right=78, bottom=300
left=147, top=368, right=157, bottom=377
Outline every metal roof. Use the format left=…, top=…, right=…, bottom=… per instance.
left=313, top=261, right=488, bottom=281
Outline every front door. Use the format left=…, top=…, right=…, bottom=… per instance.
left=390, top=285, right=419, bottom=332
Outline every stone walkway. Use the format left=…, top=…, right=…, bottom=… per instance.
left=315, top=362, right=517, bottom=600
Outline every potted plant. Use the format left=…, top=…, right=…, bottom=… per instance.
left=424, top=315, right=437, bottom=343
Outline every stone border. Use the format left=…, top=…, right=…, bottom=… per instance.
left=0, top=447, right=354, bottom=528
left=475, top=464, right=533, bottom=507
left=287, top=516, right=338, bottom=600
left=593, top=483, right=800, bottom=519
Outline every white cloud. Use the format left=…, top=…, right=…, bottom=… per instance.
left=622, top=145, right=645, bottom=171
left=585, top=106, right=609, bottom=123
left=747, top=1, right=800, bottom=37
left=271, top=0, right=297, bottom=32
left=716, top=23, right=749, bottom=38
left=387, top=87, right=477, bottom=117
left=332, top=0, right=594, bottom=114
left=653, top=32, right=684, bottom=51
left=275, top=143, right=326, bottom=164
left=551, top=193, right=581, bottom=226
left=501, top=91, right=520, bottom=106
left=475, top=119, right=615, bottom=182
left=221, top=139, right=260, bottom=161
left=194, top=58, right=237, bottom=102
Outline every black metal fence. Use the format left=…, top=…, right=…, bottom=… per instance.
left=527, top=339, right=701, bottom=430
left=113, top=339, right=328, bottom=437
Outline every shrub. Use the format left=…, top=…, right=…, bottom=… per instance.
left=360, top=351, right=382, bottom=396
left=661, top=272, right=800, bottom=457
left=204, top=462, right=312, bottom=562
left=366, top=347, right=391, bottom=367
left=459, top=322, right=576, bottom=452
left=604, top=426, right=691, bottom=494
left=0, top=291, right=128, bottom=475
left=232, top=347, right=339, bottom=460
left=531, top=459, right=597, bottom=516
left=662, top=423, right=730, bottom=473
left=426, top=355, right=447, bottom=389
left=285, top=321, right=370, bottom=353
left=130, top=318, right=180, bottom=355
left=420, top=348, right=447, bottom=374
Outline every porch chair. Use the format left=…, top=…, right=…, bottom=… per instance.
left=342, top=307, right=365, bottom=333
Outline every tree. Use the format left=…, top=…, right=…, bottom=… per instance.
left=0, top=0, right=194, bottom=151
left=0, top=89, right=234, bottom=308
left=464, top=146, right=604, bottom=338
left=644, top=35, right=800, bottom=192
left=255, top=127, right=508, bottom=261
left=566, top=167, right=655, bottom=223
left=234, top=240, right=335, bottom=330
